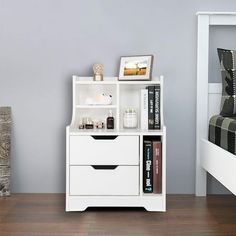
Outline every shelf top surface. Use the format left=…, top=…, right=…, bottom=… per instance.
left=76, top=105, right=117, bottom=108
left=196, top=12, right=236, bottom=15
left=73, top=76, right=163, bottom=85
left=68, top=127, right=166, bottom=135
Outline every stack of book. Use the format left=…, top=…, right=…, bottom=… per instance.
left=140, top=85, right=161, bottom=130
left=143, top=140, right=162, bottom=194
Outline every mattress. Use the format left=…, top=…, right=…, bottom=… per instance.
left=209, top=115, right=236, bottom=155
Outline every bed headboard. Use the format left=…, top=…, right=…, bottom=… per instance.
left=208, top=83, right=221, bottom=119
left=196, top=12, right=236, bottom=196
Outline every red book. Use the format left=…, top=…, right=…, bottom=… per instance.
left=153, top=141, right=162, bottom=193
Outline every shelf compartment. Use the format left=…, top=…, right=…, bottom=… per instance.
left=119, top=83, right=162, bottom=131
left=119, top=84, right=151, bottom=130
left=76, top=84, right=117, bottom=106
left=72, top=108, right=117, bottom=130
left=142, top=135, right=163, bottom=195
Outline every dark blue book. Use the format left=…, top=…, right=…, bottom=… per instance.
left=154, top=85, right=161, bottom=129
left=143, top=140, right=153, bottom=193
left=147, top=86, right=155, bottom=129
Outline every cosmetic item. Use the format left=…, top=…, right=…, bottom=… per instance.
left=78, top=118, right=85, bottom=129
left=83, top=117, right=94, bottom=129
left=85, top=124, right=94, bottom=129
left=123, top=108, right=138, bottom=128
left=95, top=120, right=105, bottom=129
left=106, top=110, right=114, bottom=129
left=79, top=124, right=84, bottom=129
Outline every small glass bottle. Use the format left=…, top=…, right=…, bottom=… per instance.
left=106, top=110, right=114, bottom=129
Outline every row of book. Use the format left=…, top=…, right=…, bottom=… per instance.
left=143, top=140, right=162, bottom=194
left=140, top=85, right=161, bottom=130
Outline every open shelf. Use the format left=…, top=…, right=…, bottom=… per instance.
left=141, top=134, right=165, bottom=196
left=75, top=83, right=117, bottom=107
left=71, top=76, right=163, bottom=132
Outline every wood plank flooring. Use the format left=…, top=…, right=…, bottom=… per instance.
left=0, top=194, right=236, bottom=236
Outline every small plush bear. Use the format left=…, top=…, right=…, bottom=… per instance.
left=85, top=93, right=112, bottom=105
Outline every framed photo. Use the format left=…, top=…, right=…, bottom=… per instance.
left=119, top=55, right=153, bottom=81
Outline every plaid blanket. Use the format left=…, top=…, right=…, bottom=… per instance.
left=209, top=115, right=236, bottom=155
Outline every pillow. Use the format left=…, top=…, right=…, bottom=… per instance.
left=217, top=48, right=236, bottom=116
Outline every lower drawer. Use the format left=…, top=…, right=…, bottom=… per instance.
left=70, top=165, right=139, bottom=196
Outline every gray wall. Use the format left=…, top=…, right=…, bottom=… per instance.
left=1, top=0, right=236, bottom=193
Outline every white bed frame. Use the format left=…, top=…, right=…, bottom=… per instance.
left=196, top=12, right=236, bottom=196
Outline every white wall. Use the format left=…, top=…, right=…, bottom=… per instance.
left=1, top=0, right=236, bottom=193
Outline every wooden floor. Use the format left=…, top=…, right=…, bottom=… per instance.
left=0, top=194, right=236, bottom=236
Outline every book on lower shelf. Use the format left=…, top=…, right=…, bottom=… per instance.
left=143, top=139, right=162, bottom=194
left=153, top=141, right=162, bottom=193
left=140, top=85, right=161, bottom=130
left=143, top=140, right=153, bottom=193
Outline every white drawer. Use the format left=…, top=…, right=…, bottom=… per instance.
left=70, top=165, right=139, bottom=196
left=70, top=135, right=139, bottom=165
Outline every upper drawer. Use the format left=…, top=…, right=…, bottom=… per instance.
left=70, top=135, right=139, bottom=165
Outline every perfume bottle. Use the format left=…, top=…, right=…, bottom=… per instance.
left=106, top=110, right=114, bottom=129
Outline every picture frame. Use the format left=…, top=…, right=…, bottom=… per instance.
left=119, top=55, right=153, bottom=81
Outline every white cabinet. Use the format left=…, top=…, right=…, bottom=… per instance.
left=66, top=76, right=166, bottom=212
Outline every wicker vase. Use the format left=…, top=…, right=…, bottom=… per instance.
left=0, top=107, right=11, bottom=196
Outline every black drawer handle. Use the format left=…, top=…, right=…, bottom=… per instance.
left=91, top=135, right=118, bottom=140
left=91, top=165, right=118, bottom=170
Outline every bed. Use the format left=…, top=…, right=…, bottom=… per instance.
left=209, top=115, right=236, bottom=155
left=196, top=12, right=236, bottom=196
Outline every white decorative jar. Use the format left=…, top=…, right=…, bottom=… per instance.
left=123, top=108, right=138, bottom=129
